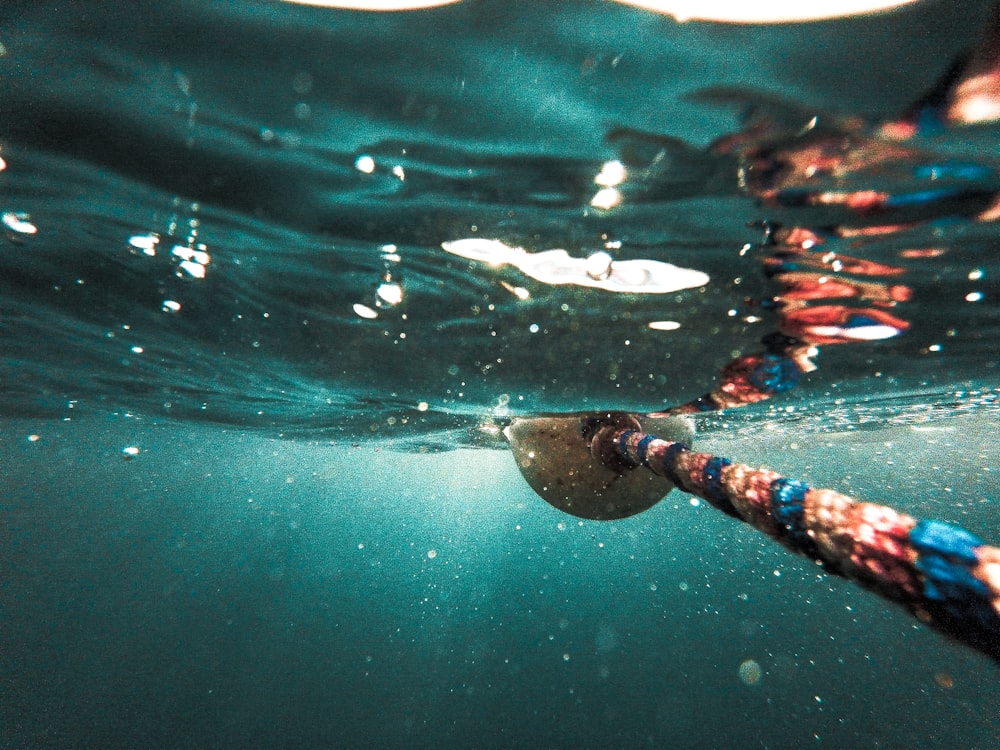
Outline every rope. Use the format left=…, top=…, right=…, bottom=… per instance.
left=600, top=426, right=1000, bottom=662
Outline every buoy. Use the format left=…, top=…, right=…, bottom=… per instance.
left=505, top=412, right=694, bottom=520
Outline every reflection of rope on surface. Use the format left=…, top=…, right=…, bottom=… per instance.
left=600, top=425, right=1000, bottom=662
left=659, top=220, right=917, bottom=416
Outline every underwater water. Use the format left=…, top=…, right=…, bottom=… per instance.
left=1, top=1, right=999, bottom=748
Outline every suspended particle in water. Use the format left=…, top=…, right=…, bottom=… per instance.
left=354, top=155, right=376, bottom=174
left=590, top=187, right=621, bottom=209
left=376, top=281, right=403, bottom=306
left=291, top=71, right=313, bottom=95
left=121, top=446, right=141, bottom=460
left=178, top=262, right=204, bottom=279
left=427, top=549, right=437, bottom=559
left=353, top=303, right=378, bottom=319
left=738, top=659, right=762, bottom=686
left=2, top=211, right=38, bottom=235
left=933, top=672, right=954, bottom=689
left=594, top=160, right=627, bottom=187
left=129, top=233, right=160, bottom=256
left=648, top=320, right=681, bottom=331
left=500, top=281, right=530, bottom=300
left=171, top=245, right=210, bottom=279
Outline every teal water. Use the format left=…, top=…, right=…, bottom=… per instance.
left=1, top=1, right=998, bottom=748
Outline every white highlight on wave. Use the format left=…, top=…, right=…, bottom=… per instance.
left=281, top=0, right=460, bottom=10
left=612, top=0, right=920, bottom=23
left=442, top=238, right=709, bottom=294
left=280, top=0, right=920, bottom=22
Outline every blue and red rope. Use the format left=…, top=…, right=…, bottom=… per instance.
left=604, top=426, right=1000, bottom=662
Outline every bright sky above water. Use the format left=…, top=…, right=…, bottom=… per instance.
left=281, top=0, right=922, bottom=23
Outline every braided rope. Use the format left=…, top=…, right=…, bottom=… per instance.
left=613, top=428, right=1000, bottom=662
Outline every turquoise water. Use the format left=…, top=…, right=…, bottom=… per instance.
left=2, top=1, right=998, bottom=748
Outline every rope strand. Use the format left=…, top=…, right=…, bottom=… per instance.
left=611, top=428, right=1000, bottom=662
